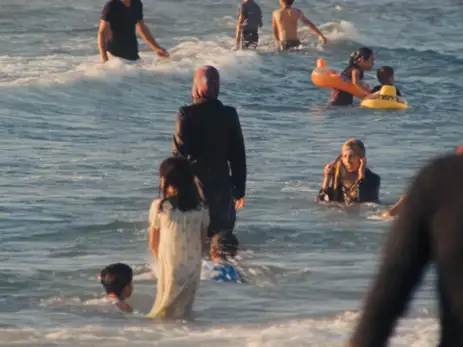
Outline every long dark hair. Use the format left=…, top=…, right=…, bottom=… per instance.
left=158, top=156, right=201, bottom=212
left=346, top=47, right=373, bottom=68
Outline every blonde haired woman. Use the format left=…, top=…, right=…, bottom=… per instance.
left=317, top=139, right=381, bottom=204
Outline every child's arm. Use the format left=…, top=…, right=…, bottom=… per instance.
left=299, top=11, right=327, bottom=44
left=148, top=200, right=161, bottom=257
left=149, top=226, right=160, bottom=257
left=352, top=69, right=371, bottom=92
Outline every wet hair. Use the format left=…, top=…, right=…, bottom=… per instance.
left=211, top=232, right=239, bottom=260
left=348, top=47, right=374, bottom=67
left=100, top=263, right=133, bottom=297
left=159, top=156, right=201, bottom=212
left=377, top=66, right=394, bottom=84
left=282, top=0, right=294, bottom=6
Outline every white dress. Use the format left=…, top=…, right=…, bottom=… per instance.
left=147, top=199, right=209, bottom=319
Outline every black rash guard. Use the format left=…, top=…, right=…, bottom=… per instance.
left=101, top=0, right=143, bottom=61
left=172, top=99, right=247, bottom=237
left=350, top=154, right=463, bottom=347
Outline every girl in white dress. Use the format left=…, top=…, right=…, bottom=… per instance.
left=147, top=156, right=209, bottom=319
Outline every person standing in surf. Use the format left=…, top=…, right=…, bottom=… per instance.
left=97, top=0, right=169, bottom=63
left=172, top=66, right=247, bottom=239
left=272, top=0, right=327, bottom=50
left=234, top=0, right=263, bottom=50
left=147, top=156, right=208, bottom=319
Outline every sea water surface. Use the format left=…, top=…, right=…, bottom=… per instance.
left=1, top=0, right=462, bottom=345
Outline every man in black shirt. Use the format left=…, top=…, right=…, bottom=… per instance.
left=97, top=0, right=168, bottom=63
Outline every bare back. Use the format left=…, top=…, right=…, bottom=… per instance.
left=272, top=7, right=301, bottom=41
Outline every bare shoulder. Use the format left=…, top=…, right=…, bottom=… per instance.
left=272, top=8, right=281, bottom=16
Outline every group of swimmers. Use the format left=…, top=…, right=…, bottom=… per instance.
left=97, top=0, right=329, bottom=62
left=93, top=0, right=463, bottom=345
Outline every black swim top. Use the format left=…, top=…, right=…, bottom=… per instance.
left=330, top=65, right=364, bottom=106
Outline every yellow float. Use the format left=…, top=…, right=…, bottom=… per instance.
left=360, top=85, right=408, bottom=110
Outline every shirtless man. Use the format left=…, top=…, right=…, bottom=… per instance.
left=97, top=0, right=168, bottom=63
left=272, top=0, right=327, bottom=50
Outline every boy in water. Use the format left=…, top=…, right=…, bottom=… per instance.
left=371, top=66, right=402, bottom=96
left=99, top=263, right=134, bottom=313
left=202, top=232, right=243, bottom=283
left=272, top=0, right=327, bottom=51
left=234, top=0, right=263, bottom=50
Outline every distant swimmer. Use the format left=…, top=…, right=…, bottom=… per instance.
left=234, top=0, right=263, bottom=50
left=349, top=152, right=463, bottom=347
left=371, top=66, right=402, bottom=96
left=97, top=0, right=169, bottom=63
left=272, top=0, right=327, bottom=51
left=330, top=48, right=374, bottom=106
left=317, top=139, right=380, bottom=204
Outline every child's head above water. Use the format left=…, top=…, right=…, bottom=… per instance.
left=158, top=156, right=201, bottom=212
left=211, top=232, right=239, bottom=262
left=349, top=47, right=375, bottom=71
left=377, top=66, right=395, bottom=85
left=100, top=263, right=133, bottom=300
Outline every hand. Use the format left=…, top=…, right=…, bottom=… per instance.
left=235, top=197, right=245, bottom=209
left=358, top=158, right=366, bottom=181
left=324, top=161, right=335, bottom=178
left=319, top=35, right=328, bottom=45
left=380, top=210, right=391, bottom=218
left=155, top=47, right=169, bottom=58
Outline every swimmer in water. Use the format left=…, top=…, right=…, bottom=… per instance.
left=330, top=48, right=375, bottom=106
left=97, top=0, right=169, bottom=63
left=202, top=231, right=243, bottom=283
left=272, top=0, right=327, bottom=51
left=381, top=145, right=463, bottom=218
left=349, top=152, right=463, bottom=347
left=99, top=263, right=134, bottom=313
left=371, top=66, right=402, bottom=96
left=234, top=0, right=263, bottom=50
left=317, top=139, right=380, bottom=204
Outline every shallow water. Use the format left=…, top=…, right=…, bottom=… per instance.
left=0, top=0, right=459, bottom=345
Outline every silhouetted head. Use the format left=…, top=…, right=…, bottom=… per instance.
left=192, top=66, right=220, bottom=103
left=349, top=47, right=375, bottom=71
left=159, top=156, right=201, bottom=212
left=211, top=232, right=239, bottom=261
left=100, top=263, right=133, bottom=299
left=377, top=66, right=395, bottom=85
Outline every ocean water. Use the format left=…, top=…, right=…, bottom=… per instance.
left=1, top=0, right=461, bottom=345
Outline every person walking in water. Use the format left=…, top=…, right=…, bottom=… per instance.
left=349, top=151, right=463, bottom=347
left=272, top=0, right=327, bottom=50
left=97, top=0, right=169, bottom=63
left=234, top=0, right=263, bottom=50
left=172, top=66, right=247, bottom=239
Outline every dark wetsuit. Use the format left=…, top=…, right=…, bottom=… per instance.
left=330, top=65, right=364, bottom=106
left=350, top=154, right=463, bottom=347
left=101, top=0, right=143, bottom=61
left=172, top=99, right=247, bottom=238
left=238, top=0, right=263, bottom=49
left=372, top=84, right=402, bottom=97
left=317, top=168, right=380, bottom=204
